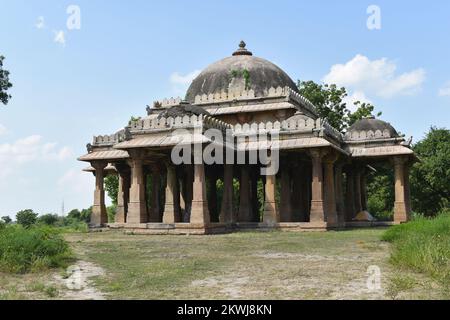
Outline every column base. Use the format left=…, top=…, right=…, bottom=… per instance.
left=163, top=207, right=180, bottom=224
left=394, top=201, right=410, bottom=223
left=191, top=201, right=210, bottom=224
left=310, top=200, right=325, bottom=222
left=263, top=201, right=279, bottom=225
left=91, top=204, right=107, bottom=225
left=127, top=201, right=147, bottom=224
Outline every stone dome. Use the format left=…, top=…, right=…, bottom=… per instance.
left=347, top=116, right=399, bottom=139
left=185, top=41, right=298, bottom=102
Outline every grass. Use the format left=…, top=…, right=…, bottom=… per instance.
left=62, top=228, right=442, bottom=300
left=0, top=225, right=73, bottom=273
left=1, top=227, right=447, bottom=300
left=382, top=212, right=450, bottom=283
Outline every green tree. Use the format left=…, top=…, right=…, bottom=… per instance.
left=410, top=127, right=450, bottom=216
left=297, top=80, right=382, bottom=131
left=0, top=55, right=12, bottom=105
left=16, top=209, right=38, bottom=228
left=348, top=101, right=382, bottom=126
left=38, top=213, right=60, bottom=226
left=67, top=209, right=81, bottom=220
left=1, top=216, right=12, bottom=224
left=80, top=207, right=92, bottom=223
left=105, top=174, right=119, bottom=205
left=298, top=81, right=349, bottom=131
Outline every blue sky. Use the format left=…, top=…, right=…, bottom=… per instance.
left=0, top=0, right=449, bottom=217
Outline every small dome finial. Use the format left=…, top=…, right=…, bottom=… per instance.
left=233, top=40, right=253, bottom=56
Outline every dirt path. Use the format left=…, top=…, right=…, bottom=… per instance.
left=53, top=260, right=106, bottom=300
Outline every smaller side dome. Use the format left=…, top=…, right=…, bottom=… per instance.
left=345, top=116, right=399, bottom=141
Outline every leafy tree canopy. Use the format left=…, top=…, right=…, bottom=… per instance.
left=297, top=80, right=381, bottom=131
left=16, top=209, right=38, bottom=228
left=411, top=127, right=450, bottom=216
left=0, top=55, right=12, bottom=105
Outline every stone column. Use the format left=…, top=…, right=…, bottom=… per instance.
left=148, top=166, right=161, bottom=222
left=263, top=174, right=279, bottom=224
left=183, top=165, right=194, bottom=222
left=323, top=155, right=338, bottom=225
left=404, top=165, right=412, bottom=214
left=208, top=170, right=218, bottom=222
left=309, top=149, right=325, bottom=223
left=127, top=155, right=148, bottom=224
left=393, top=156, right=411, bottom=223
left=116, top=166, right=130, bottom=224
left=190, top=163, right=210, bottom=225
left=345, top=168, right=355, bottom=221
left=335, top=162, right=345, bottom=224
left=91, top=162, right=108, bottom=226
left=163, top=163, right=180, bottom=223
left=360, top=171, right=368, bottom=211
left=280, top=162, right=293, bottom=222
left=238, top=166, right=253, bottom=222
left=291, top=163, right=304, bottom=222
left=251, top=168, right=260, bottom=222
left=353, top=167, right=363, bottom=214
left=220, top=164, right=234, bottom=223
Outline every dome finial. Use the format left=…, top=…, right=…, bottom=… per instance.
left=233, top=40, right=253, bottom=56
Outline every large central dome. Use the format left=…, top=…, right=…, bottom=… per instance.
left=186, top=41, right=298, bottom=102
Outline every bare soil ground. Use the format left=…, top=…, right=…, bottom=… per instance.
left=0, top=229, right=445, bottom=300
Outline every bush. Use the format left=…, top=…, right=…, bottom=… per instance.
left=38, top=214, right=60, bottom=226
left=16, top=209, right=38, bottom=228
left=382, top=209, right=450, bottom=282
left=0, top=225, right=73, bottom=273
left=1, top=216, right=12, bottom=224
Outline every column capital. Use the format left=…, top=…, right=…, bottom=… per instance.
left=91, top=161, right=108, bottom=170
left=308, top=148, right=328, bottom=160
left=391, top=155, right=409, bottom=166
left=323, top=152, right=338, bottom=164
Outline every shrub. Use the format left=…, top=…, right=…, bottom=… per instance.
left=382, top=209, right=450, bottom=282
left=16, top=209, right=38, bottom=228
left=1, top=216, right=12, bottom=224
left=38, top=214, right=60, bottom=226
left=0, top=225, right=73, bottom=273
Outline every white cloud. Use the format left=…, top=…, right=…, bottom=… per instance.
left=0, top=124, right=7, bottom=136
left=323, top=54, right=425, bottom=99
left=0, top=135, right=73, bottom=179
left=169, top=70, right=201, bottom=95
left=438, top=81, right=450, bottom=97
left=35, top=16, right=45, bottom=29
left=53, top=30, right=66, bottom=46
left=343, top=91, right=373, bottom=112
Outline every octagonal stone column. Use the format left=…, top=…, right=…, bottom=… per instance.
left=163, top=163, right=180, bottom=223
left=393, top=156, right=411, bottom=223
left=334, top=162, right=345, bottom=224
left=345, top=168, right=356, bottom=221
left=149, top=165, right=161, bottom=223
left=115, top=164, right=130, bottom=224
left=309, top=149, right=326, bottom=223
left=263, top=174, right=279, bottom=224
left=323, top=154, right=338, bottom=225
left=91, top=161, right=108, bottom=226
left=353, top=167, right=363, bottom=214
left=220, top=164, right=234, bottom=223
left=238, top=165, right=253, bottom=222
left=127, top=154, right=148, bottom=224
left=190, top=163, right=210, bottom=225
left=280, top=161, right=293, bottom=222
